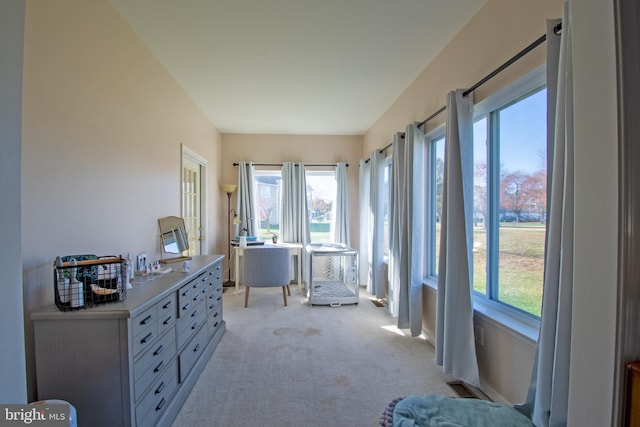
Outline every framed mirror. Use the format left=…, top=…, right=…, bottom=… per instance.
left=158, top=216, right=191, bottom=263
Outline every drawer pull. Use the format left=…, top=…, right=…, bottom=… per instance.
left=191, top=322, right=198, bottom=330
left=156, top=398, right=166, bottom=412
left=208, top=304, right=215, bottom=310
left=216, top=296, right=222, bottom=302
left=182, top=303, right=190, bottom=311
left=140, top=315, right=152, bottom=325
left=191, top=310, right=199, bottom=318
left=182, top=288, right=190, bottom=297
left=155, top=381, right=166, bottom=395
left=193, top=294, right=201, bottom=302
left=140, top=332, right=153, bottom=344
left=153, top=361, right=164, bottom=373
left=163, top=316, right=173, bottom=325
left=153, top=344, right=164, bottom=356
left=162, top=301, right=173, bottom=309
left=213, top=321, right=219, bottom=328
left=213, top=312, right=218, bottom=318
left=193, top=282, right=201, bottom=289
left=193, top=343, right=200, bottom=353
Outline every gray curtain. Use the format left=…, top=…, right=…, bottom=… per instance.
left=389, top=123, right=425, bottom=337
left=333, top=162, right=350, bottom=245
left=280, top=162, right=311, bottom=246
left=358, top=159, right=371, bottom=288
left=517, top=7, right=573, bottom=426
left=236, top=161, right=259, bottom=237
left=435, top=89, right=480, bottom=387
left=368, top=150, right=386, bottom=299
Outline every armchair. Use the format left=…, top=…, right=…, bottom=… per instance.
left=241, top=246, right=292, bottom=307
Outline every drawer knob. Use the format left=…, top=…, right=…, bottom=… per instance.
left=155, top=381, right=166, bottom=395
left=153, top=344, right=164, bottom=356
left=193, top=343, right=200, bottom=353
left=182, top=289, right=190, bottom=297
left=140, top=315, right=152, bottom=326
left=156, top=398, right=166, bottom=412
left=153, top=361, right=164, bottom=373
left=191, top=310, right=199, bottom=318
left=163, top=316, right=173, bottom=325
left=182, top=303, right=190, bottom=311
left=191, top=322, right=198, bottom=330
left=193, top=294, right=201, bottom=302
left=141, top=332, right=153, bottom=345
left=162, top=301, right=173, bottom=309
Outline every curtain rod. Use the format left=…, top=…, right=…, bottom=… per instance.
left=364, top=23, right=562, bottom=164
left=233, top=162, right=348, bottom=167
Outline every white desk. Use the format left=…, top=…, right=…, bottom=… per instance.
left=234, top=242, right=303, bottom=295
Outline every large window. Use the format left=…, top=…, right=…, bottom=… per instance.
left=255, top=170, right=282, bottom=241
left=473, top=87, right=547, bottom=318
left=383, top=158, right=392, bottom=257
left=427, top=135, right=445, bottom=278
left=306, top=170, right=337, bottom=243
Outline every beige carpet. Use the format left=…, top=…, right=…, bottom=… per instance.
left=172, top=285, right=456, bottom=427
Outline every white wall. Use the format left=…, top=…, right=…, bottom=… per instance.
left=22, top=0, right=222, bottom=400
left=568, top=0, right=618, bottom=425
left=0, top=0, right=27, bottom=403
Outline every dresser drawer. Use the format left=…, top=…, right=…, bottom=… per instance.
left=208, top=310, right=222, bottom=338
left=133, top=329, right=176, bottom=401
left=157, top=297, right=176, bottom=336
left=176, top=299, right=206, bottom=350
left=136, top=359, right=179, bottom=427
left=206, top=284, right=223, bottom=314
left=179, top=325, right=209, bottom=382
left=132, top=305, right=158, bottom=357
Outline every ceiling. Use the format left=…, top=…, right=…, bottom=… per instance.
left=109, top=0, right=486, bottom=135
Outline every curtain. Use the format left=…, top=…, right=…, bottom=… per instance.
left=358, top=159, right=371, bottom=288
left=435, top=89, right=480, bottom=387
left=236, top=161, right=259, bottom=237
left=333, top=162, right=350, bottom=245
left=517, top=7, right=573, bottom=426
left=388, top=123, right=425, bottom=337
left=368, top=150, right=386, bottom=299
left=280, top=162, right=311, bottom=245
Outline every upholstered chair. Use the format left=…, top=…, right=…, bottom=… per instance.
left=241, top=246, right=292, bottom=307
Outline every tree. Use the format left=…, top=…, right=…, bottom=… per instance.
left=501, top=171, right=529, bottom=218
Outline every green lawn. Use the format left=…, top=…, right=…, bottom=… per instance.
left=472, top=224, right=544, bottom=317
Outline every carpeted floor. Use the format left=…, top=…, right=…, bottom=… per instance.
left=171, top=285, right=456, bottom=427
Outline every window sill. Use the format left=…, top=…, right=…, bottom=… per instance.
left=421, top=279, right=539, bottom=344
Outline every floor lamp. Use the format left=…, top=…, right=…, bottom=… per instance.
left=220, top=183, right=238, bottom=286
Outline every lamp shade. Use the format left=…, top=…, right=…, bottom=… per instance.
left=220, top=183, right=237, bottom=194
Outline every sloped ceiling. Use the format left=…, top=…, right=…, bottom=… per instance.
left=110, top=0, right=486, bottom=135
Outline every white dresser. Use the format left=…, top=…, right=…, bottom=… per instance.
left=31, top=255, right=225, bottom=427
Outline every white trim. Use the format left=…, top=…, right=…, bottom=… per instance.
left=473, top=64, right=546, bottom=117
left=181, top=144, right=208, bottom=255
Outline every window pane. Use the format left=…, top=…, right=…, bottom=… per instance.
left=497, top=89, right=546, bottom=317
left=431, top=136, right=445, bottom=277
left=306, top=171, right=336, bottom=243
left=383, top=160, right=391, bottom=256
left=473, top=118, right=488, bottom=296
left=255, top=170, right=282, bottom=240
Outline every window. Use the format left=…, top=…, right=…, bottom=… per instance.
left=383, top=158, right=392, bottom=257
left=254, top=170, right=282, bottom=241
left=426, top=134, right=445, bottom=278
left=305, top=170, right=336, bottom=243
left=473, top=86, right=547, bottom=318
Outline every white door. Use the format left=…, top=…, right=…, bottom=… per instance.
left=182, top=146, right=207, bottom=256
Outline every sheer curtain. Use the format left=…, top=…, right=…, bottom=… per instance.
left=236, top=161, right=259, bottom=237
left=333, top=162, right=350, bottom=245
left=368, top=150, right=386, bottom=299
left=358, top=159, right=371, bottom=288
left=435, top=90, right=480, bottom=387
left=388, top=124, right=425, bottom=336
left=518, top=7, right=573, bottom=426
left=280, top=162, right=311, bottom=246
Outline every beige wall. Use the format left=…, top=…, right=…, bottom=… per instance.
left=364, top=0, right=563, bottom=404
left=220, top=133, right=363, bottom=244
left=22, top=0, right=222, bottom=400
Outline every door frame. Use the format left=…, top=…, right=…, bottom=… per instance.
left=181, top=144, right=208, bottom=255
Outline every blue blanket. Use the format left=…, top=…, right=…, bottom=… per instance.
left=393, top=395, right=535, bottom=427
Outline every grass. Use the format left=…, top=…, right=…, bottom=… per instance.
left=472, top=224, right=544, bottom=317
